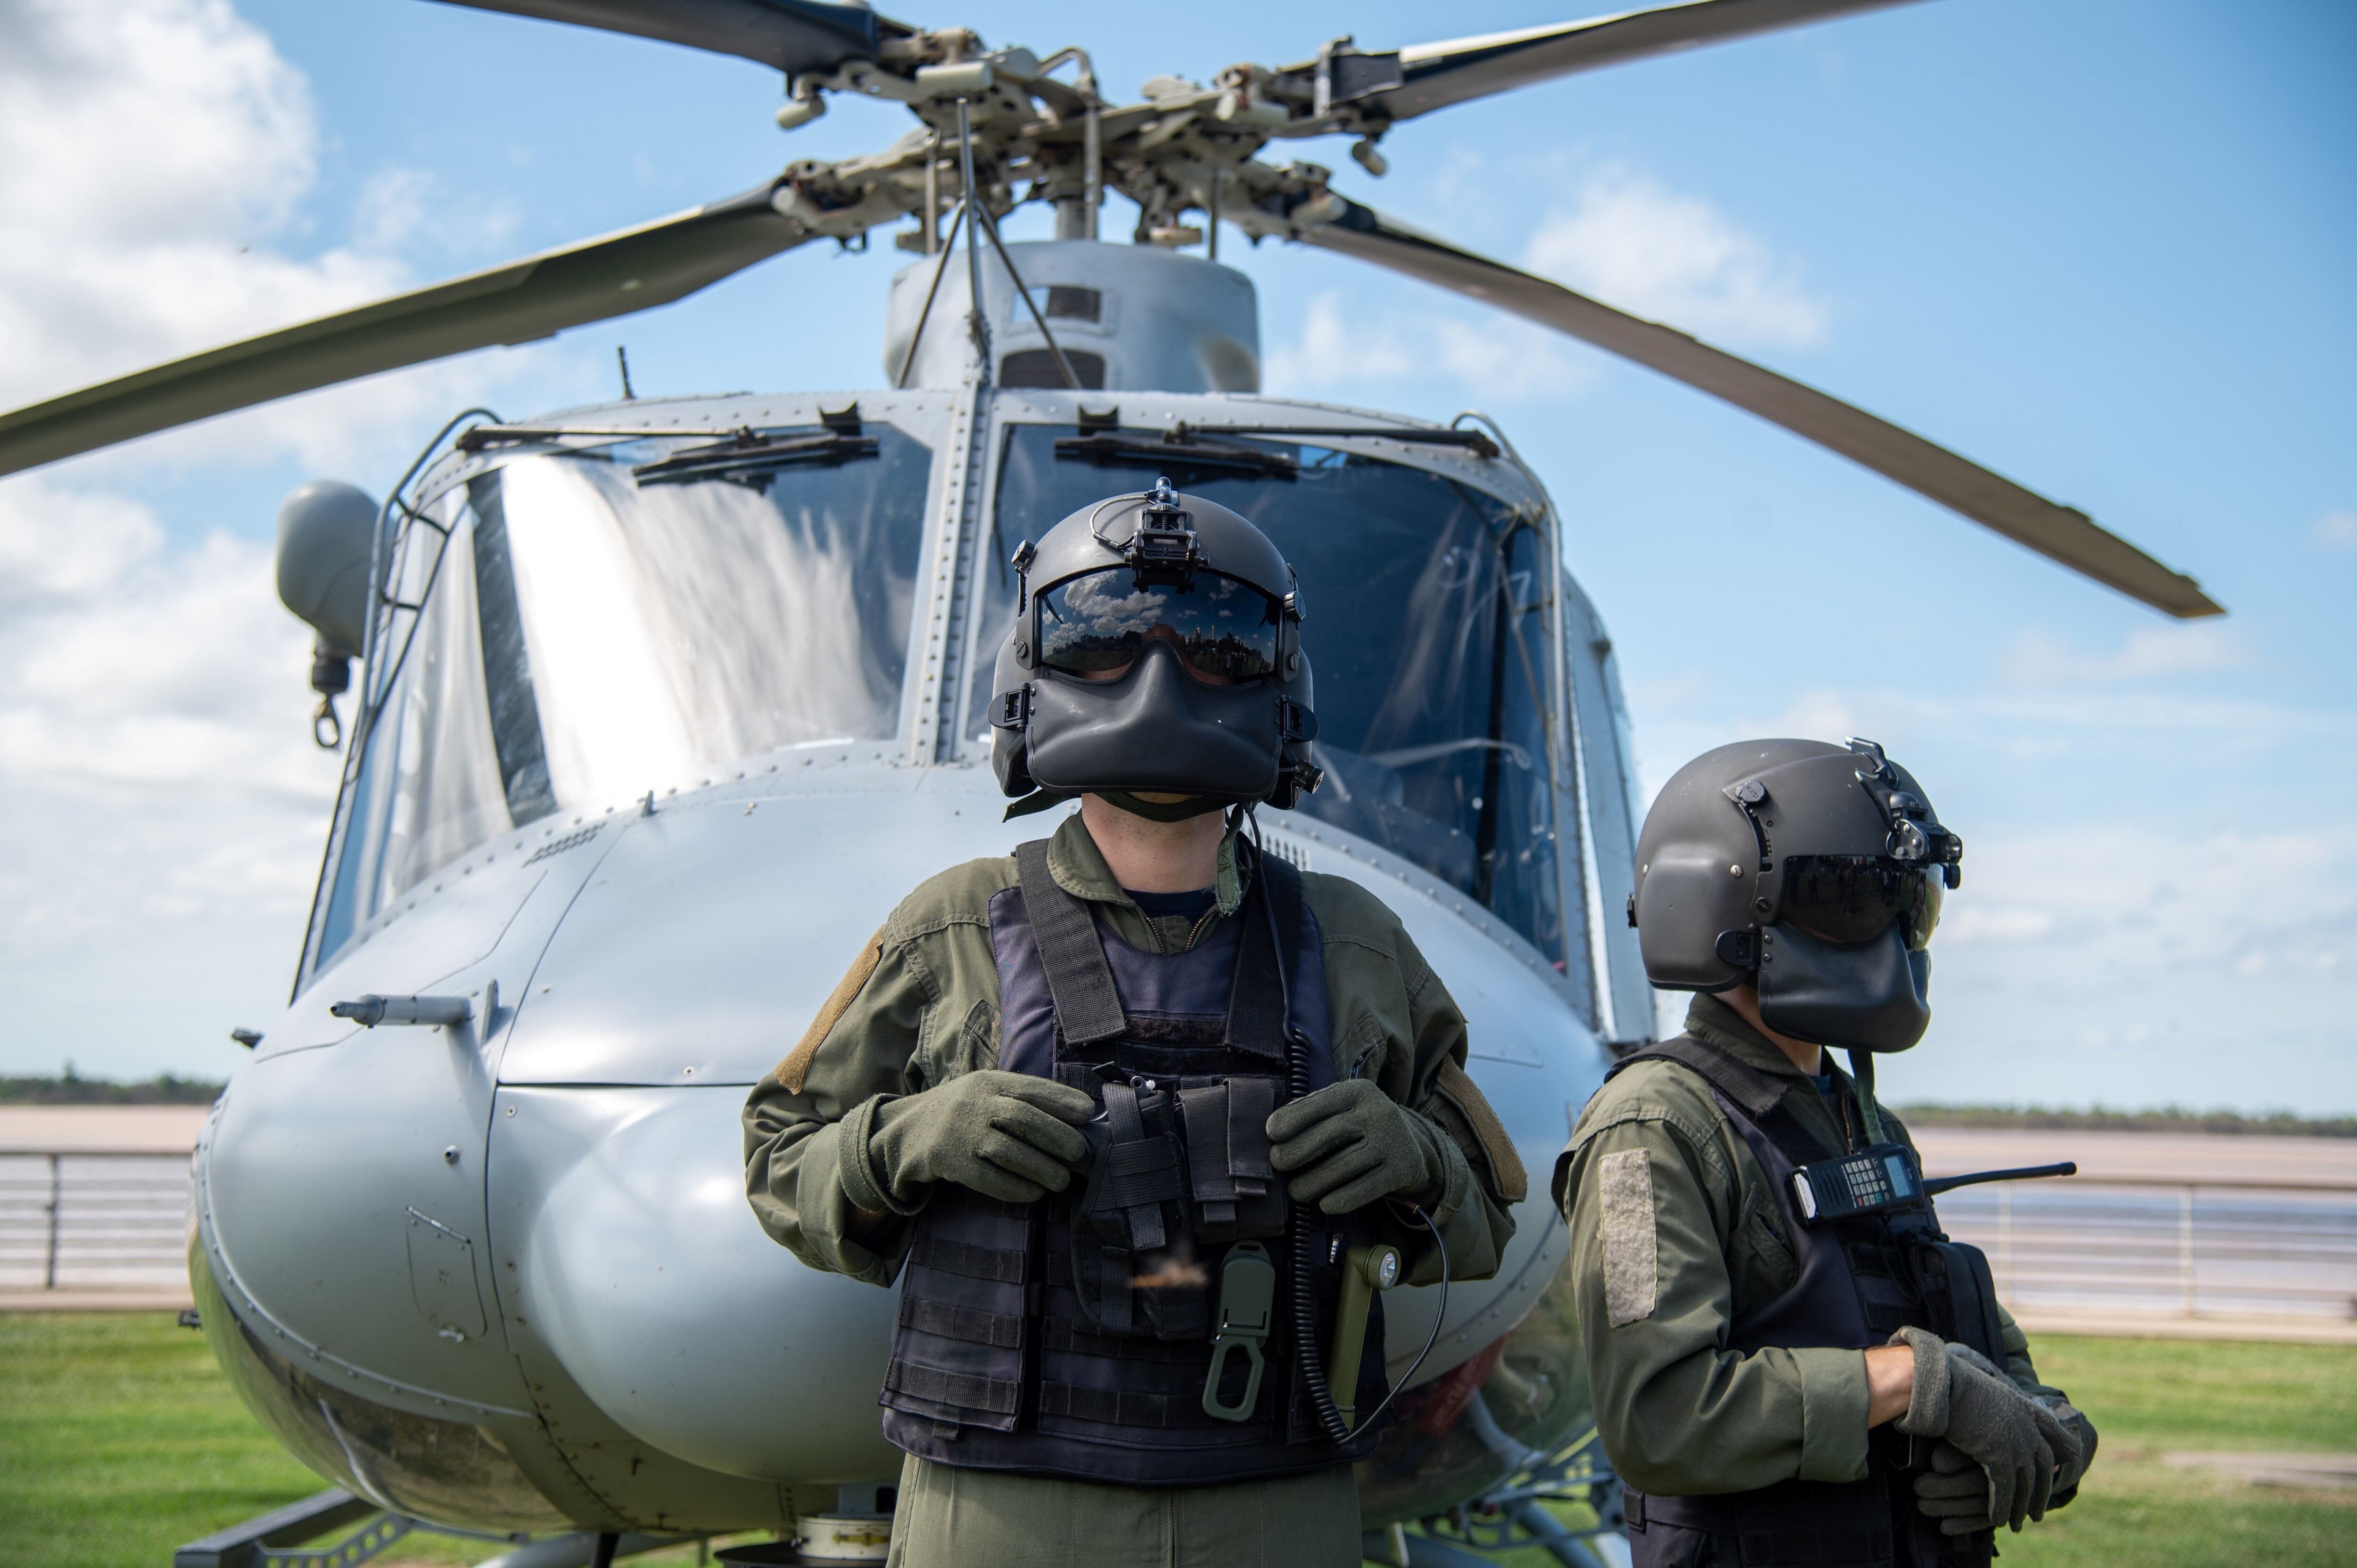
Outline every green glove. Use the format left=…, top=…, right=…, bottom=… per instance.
left=1891, top=1328, right=2083, bottom=1533
left=1912, top=1442, right=2001, bottom=1535
left=2044, top=1396, right=2099, bottom=1501
left=866, top=1071, right=1095, bottom=1205
left=1265, top=1078, right=1447, bottom=1215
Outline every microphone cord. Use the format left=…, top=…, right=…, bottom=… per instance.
left=1249, top=810, right=1452, bottom=1445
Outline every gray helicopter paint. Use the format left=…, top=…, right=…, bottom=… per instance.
left=490, top=1082, right=906, bottom=1483
left=884, top=241, right=1261, bottom=394
left=208, top=370, right=1651, bottom=1523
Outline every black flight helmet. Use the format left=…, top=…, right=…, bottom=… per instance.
left=990, top=479, right=1319, bottom=817
left=1631, top=737, right=1963, bottom=1052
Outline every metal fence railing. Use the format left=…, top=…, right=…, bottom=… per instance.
left=2, top=1152, right=2353, bottom=1324
left=0, top=1151, right=193, bottom=1292
left=1937, top=1179, right=2357, bottom=1321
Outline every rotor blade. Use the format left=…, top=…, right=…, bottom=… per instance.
left=421, top=0, right=892, bottom=75
left=1303, top=200, right=2220, bottom=617
left=1298, top=0, right=1920, bottom=128
left=0, top=184, right=814, bottom=479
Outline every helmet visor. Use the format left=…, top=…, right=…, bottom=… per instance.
left=1037, top=569, right=1280, bottom=685
left=1779, top=856, right=1944, bottom=951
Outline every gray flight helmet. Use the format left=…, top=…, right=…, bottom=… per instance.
left=989, top=479, right=1320, bottom=813
left=1632, top=737, right=1962, bottom=1051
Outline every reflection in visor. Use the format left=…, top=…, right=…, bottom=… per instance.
left=1780, top=856, right=1944, bottom=950
left=1038, top=569, right=1279, bottom=684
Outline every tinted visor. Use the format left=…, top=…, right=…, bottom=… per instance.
left=1780, top=856, right=1944, bottom=951
left=1037, top=569, right=1279, bottom=684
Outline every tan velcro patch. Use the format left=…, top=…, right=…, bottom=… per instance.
left=1599, top=1148, right=1657, bottom=1326
left=774, top=927, right=886, bottom=1092
left=1433, top=1056, right=1529, bottom=1203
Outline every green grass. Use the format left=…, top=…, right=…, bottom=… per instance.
left=3, top=1317, right=2351, bottom=1568
left=0, top=1313, right=756, bottom=1568
left=1429, top=1335, right=2357, bottom=1568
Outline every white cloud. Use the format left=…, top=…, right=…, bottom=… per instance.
left=2314, top=510, right=2357, bottom=550
left=1998, top=624, right=2249, bottom=688
left=1264, top=291, right=1595, bottom=403
left=0, top=2, right=542, bottom=1080
left=0, top=0, right=558, bottom=475
left=1523, top=165, right=1829, bottom=350
left=0, top=475, right=344, bottom=1077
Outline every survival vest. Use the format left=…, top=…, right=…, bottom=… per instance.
left=878, top=839, right=1389, bottom=1485
left=1603, top=1037, right=2005, bottom=1568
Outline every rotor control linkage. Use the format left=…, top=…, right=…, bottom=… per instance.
left=330, top=994, right=473, bottom=1028
left=1326, top=1242, right=1401, bottom=1431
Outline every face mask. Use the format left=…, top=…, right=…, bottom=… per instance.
left=1756, top=921, right=1932, bottom=1053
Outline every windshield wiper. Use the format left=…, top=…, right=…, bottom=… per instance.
left=1052, top=429, right=1299, bottom=478
left=1170, top=422, right=1500, bottom=459
left=632, top=427, right=878, bottom=486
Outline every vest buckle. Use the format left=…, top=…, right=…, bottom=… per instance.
left=1201, top=1241, right=1276, bottom=1422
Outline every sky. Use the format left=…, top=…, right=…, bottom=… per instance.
left=0, top=0, right=2349, bottom=1111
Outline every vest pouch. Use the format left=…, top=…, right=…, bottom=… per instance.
left=1071, top=1082, right=1204, bottom=1341
left=1907, top=1237, right=2006, bottom=1364
left=1178, top=1078, right=1288, bottom=1245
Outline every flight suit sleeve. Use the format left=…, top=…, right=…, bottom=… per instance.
left=1382, top=928, right=1519, bottom=1288
left=1563, top=1109, right=1873, bottom=1495
left=742, top=931, right=932, bottom=1288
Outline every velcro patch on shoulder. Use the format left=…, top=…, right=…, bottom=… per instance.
left=774, top=927, right=886, bottom=1093
left=1598, top=1148, right=1658, bottom=1327
left=1433, top=1056, right=1528, bottom=1204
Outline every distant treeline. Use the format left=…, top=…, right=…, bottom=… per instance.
left=1897, top=1104, right=2357, bottom=1139
left=1, top=1071, right=225, bottom=1106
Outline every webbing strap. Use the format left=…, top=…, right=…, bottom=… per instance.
left=909, top=1231, right=1028, bottom=1284
left=1015, top=839, right=1126, bottom=1046
left=1608, top=1035, right=1788, bottom=1119
left=897, top=1294, right=1025, bottom=1349
left=1040, top=1380, right=1230, bottom=1429
left=1041, top=1317, right=1211, bottom=1364
left=1608, top=1036, right=1828, bottom=1173
left=1096, top=1083, right=1170, bottom=1252
left=886, top=1360, right=1021, bottom=1416
left=1222, top=852, right=1296, bottom=1059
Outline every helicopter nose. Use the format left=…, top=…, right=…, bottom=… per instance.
left=495, top=1082, right=901, bottom=1482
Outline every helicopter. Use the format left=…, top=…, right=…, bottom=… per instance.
left=0, top=1, right=2221, bottom=1565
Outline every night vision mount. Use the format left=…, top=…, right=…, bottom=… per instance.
left=1845, top=737, right=1963, bottom=888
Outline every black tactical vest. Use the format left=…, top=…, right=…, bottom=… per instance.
left=878, top=840, right=1389, bottom=1485
left=1604, top=1037, right=2005, bottom=1568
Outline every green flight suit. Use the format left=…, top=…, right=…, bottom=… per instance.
left=1552, top=993, right=2086, bottom=1500
left=744, top=811, right=1523, bottom=1568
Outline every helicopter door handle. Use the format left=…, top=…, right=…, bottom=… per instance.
left=331, top=993, right=471, bottom=1028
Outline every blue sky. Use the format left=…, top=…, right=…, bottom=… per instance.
left=0, top=0, right=2349, bottom=1109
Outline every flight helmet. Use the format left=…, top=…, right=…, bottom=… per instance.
left=989, top=479, right=1320, bottom=818
left=1631, top=737, right=1963, bottom=1051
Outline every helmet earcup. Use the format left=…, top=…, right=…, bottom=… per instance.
left=989, top=636, right=1034, bottom=796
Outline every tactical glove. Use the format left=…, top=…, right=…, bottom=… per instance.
left=1266, top=1078, right=1448, bottom=1215
left=1890, top=1327, right=2083, bottom=1533
left=866, top=1071, right=1095, bottom=1205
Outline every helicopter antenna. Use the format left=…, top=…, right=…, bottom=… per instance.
left=616, top=346, right=636, bottom=401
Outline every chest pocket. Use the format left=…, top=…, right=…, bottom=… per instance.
left=1730, top=1193, right=1798, bottom=1314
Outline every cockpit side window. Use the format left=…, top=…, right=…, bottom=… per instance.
left=305, top=424, right=932, bottom=978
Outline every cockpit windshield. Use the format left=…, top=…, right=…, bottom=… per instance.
left=310, top=424, right=931, bottom=969
left=982, top=424, right=1572, bottom=969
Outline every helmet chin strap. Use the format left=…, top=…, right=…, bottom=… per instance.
left=1097, top=790, right=1229, bottom=823
left=1845, top=1049, right=1887, bottom=1146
